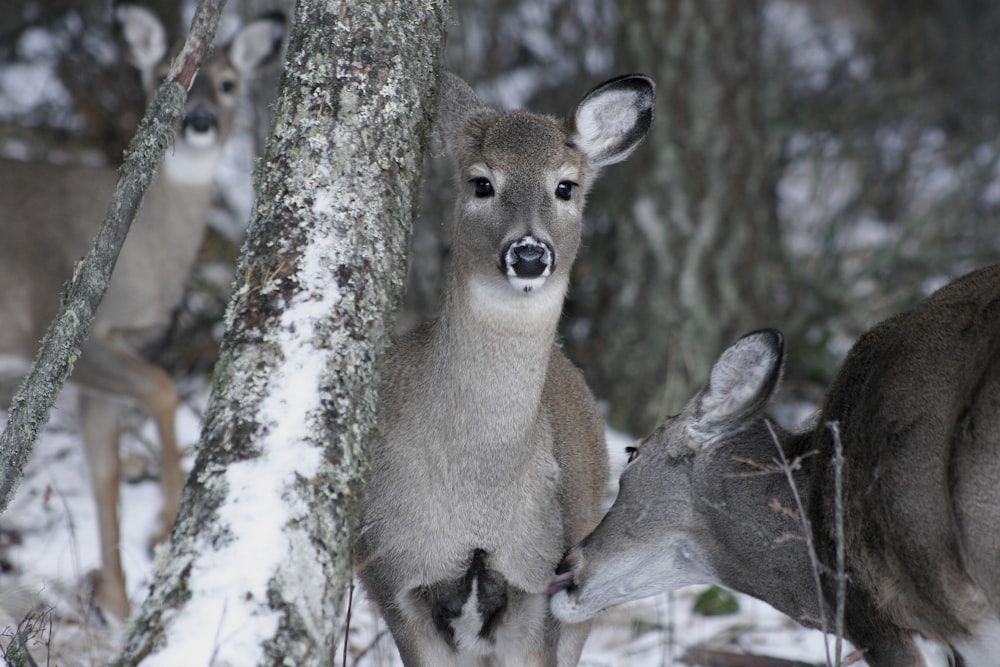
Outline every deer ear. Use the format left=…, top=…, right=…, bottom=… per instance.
left=694, top=329, right=784, bottom=436
left=437, top=71, right=493, bottom=157
left=569, top=74, right=655, bottom=168
left=116, top=4, right=168, bottom=92
left=227, top=12, right=286, bottom=77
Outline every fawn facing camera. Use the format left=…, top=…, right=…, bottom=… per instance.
left=355, top=71, right=654, bottom=665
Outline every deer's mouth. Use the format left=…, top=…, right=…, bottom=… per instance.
left=181, top=106, right=221, bottom=149
left=502, top=235, right=554, bottom=293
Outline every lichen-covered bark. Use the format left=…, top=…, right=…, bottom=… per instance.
left=114, top=1, right=447, bottom=664
left=570, top=0, right=786, bottom=434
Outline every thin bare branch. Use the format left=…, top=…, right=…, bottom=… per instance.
left=828, top=421, right=847, bottom=667
left=766, top=419, right=832, bottom=667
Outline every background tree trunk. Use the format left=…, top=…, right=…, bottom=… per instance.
left=567, top=0, right=787, bottom=434
left=114, top=0, right=447, bottom=664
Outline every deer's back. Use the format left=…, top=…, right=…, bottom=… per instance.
left=0, top=159, right=116, bottom=354
left=0, top=157, right=214, bottom=354
left=813, top=263, right=1000, bottom=639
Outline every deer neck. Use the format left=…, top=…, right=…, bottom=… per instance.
left=95, top=146, right=220, bottom=335
left=427, top=271, right=568, bottom=444
left=140, top=143, right=221, bottom=241
left=132, top=146, right=219, bottom=247
left=161, top=141, right=224, bottom=187
left=706, top=427, right=827, bottom=628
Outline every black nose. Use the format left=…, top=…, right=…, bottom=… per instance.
left=516, top=245, right=544, bottom=262
left=504, top=237, right=553, bottom=278
left=183, top=107, right=218, bottom=134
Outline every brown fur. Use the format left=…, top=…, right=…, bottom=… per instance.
left=552, top=264, right=1000, bottom=667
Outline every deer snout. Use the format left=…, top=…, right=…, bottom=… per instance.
left=548, top=546, right=583, bottom=597
left=181, top=106, right=220, bottom=148
left=503, top=235, right=554, bottom=292
left=547, top=570, right=575, bottom=598
left=549, top=549, right=594, bottom=623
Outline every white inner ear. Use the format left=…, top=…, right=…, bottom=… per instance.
left=700, top=336, right=777, bottom=420
left=573, top=89, right=640, bottom=159
left=118, top=5, right=168, bottom=71
left=229, top=19, right=280, bottom=75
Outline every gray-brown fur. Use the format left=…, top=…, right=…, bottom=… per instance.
left=551, top=264, right=1000, bottom=667
left=0, top=4, right=283, bottom=619
left=355, top=71, right=653, bottom=666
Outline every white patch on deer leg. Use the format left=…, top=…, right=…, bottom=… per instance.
left=912, top=633, right=954, bottom=667
left=492, top=594, right=548, bottom=667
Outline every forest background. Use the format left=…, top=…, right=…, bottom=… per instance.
left=1, top=0, right=998, bottom=664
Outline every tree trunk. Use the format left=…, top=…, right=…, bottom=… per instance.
left=113, top=0, right=447, bottom=664
left=568, top=0, right=786, bottom=434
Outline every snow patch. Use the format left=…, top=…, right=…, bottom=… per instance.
left=145, top=241, right=342, bottom=665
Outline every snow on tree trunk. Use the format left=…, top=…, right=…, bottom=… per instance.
left=114, top=1, right=447, bottom=664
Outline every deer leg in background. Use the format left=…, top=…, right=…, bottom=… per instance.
left=73, top=338, right=183, bottom=547
left=78, top=392, right=129, bottom=620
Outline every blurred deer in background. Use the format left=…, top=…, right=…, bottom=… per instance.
left=355, top=71, right=654, bottom=666
left=550, top=264, right=1000, bottom=667
left=0, top=4, right=284, bottom=619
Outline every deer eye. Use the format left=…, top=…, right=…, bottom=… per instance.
left=555, top=181, right=575, bottom=201
left=471, top=177, right=494, bottom=198
left=625, top=446, right=639, bottom=463
left=219, top=78, right=237, bottom=94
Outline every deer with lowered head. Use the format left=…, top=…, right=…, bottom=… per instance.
left=354, top=72, right=654, bottom=665
left=0, top=4, right=284, bottom=619
left=549, top=264, right=1000, bottom=666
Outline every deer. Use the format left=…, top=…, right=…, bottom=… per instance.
left=353, top=71, right=654, bottom=666
left=549, top=264, right=1000, bottom=666
left=0, top=4, right=284, bottom=620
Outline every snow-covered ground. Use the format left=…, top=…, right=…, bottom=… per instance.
left=0, top=386, right=850, bottom=666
